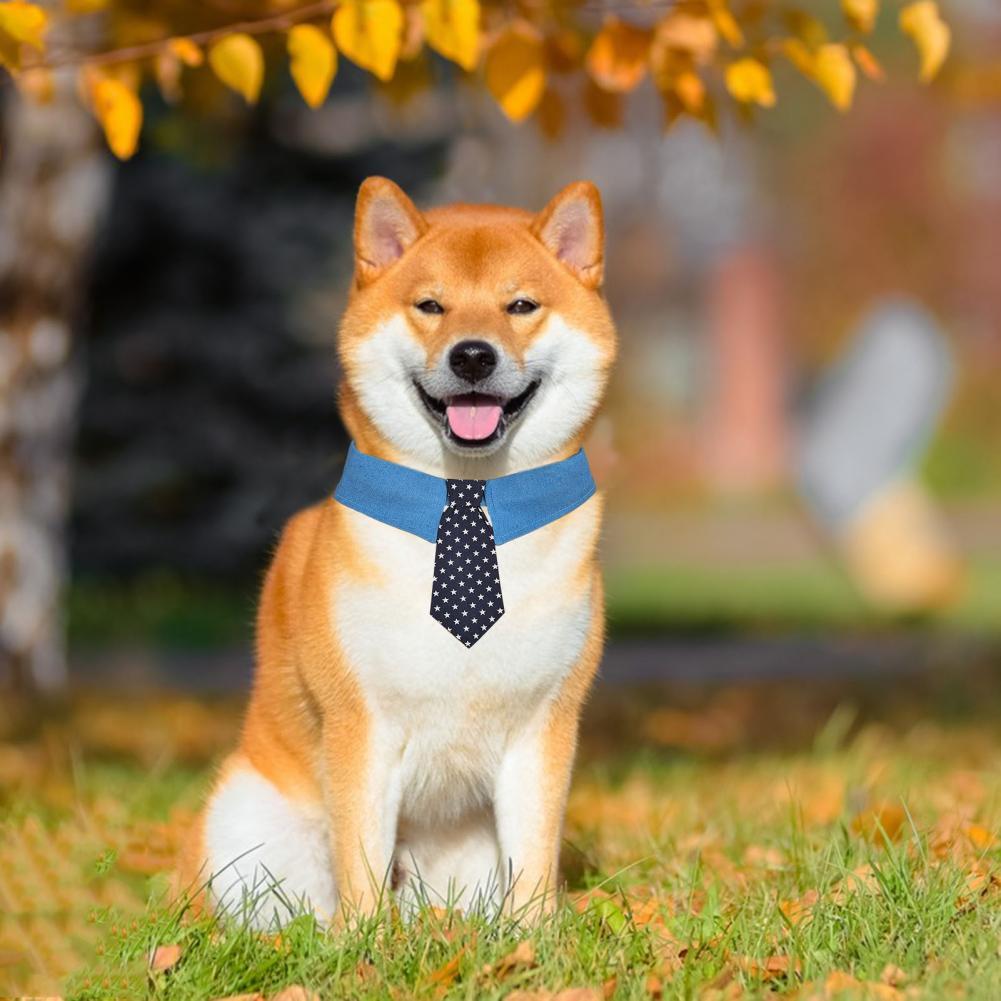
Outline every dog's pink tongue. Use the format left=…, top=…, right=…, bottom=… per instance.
left=446, top=394, right=503, bottom=441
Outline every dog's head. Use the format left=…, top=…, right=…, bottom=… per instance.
left=338, top=177, right=617, bottom=475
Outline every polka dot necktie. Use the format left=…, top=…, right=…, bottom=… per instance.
left=430, top=479, right=505, bottom=646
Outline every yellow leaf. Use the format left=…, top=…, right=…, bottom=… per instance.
left=287, top=24, right=337, bottom=108
left=813, top=43, right=856, bottom=111
left=332, top=0, right=404, bottom=82
left=783, top=7, right=828, bottom=48
left=652, top=12, right=717, bottom=66
left=584, top=76, right=622, bottom=129
left=852, top=43, right=884, bottom=81
left=154, top=51, right=182, bottom=103
left=14, top=65, right=53, bottom=103
left=91, top=77, right=142, bottom=160
left=899, top=1, right=950, bottom=82
left=484, top=21, right=546, bottom=122
left=782, top=37, right=816, bottom=78
left=0, top=1, right=46, bottom=50
left=725, top=57, right=775, bottom=107
left=585, top=16, right=650, bottom=94
left=842, top=0, right=879, bottom=34
left=209, top=33, right=264, bottom=103
left=167, top=37, right=203, bottom=67
left=673, top=69, right=706, bottom=114
left=421, top=0, right=479, bottom=72
left=708, top=0, right=743, bottom=48
left=536, top=86, right=566, bottom=140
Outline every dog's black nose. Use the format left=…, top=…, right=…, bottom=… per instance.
left=448, top=340, right=497, bottom=383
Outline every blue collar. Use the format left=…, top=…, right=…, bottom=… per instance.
left=333, top=443, right=596, bottom=545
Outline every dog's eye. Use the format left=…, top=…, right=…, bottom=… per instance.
left=506, top=298, right=539, bottom=315
left=415, top=299, right=445, bottom=315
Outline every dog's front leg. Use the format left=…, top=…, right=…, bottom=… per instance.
left=495, top=611, right=604, bottom=920
left=323, top=717, right=399, bottom=920
left=494, top=703, right=580, bottom=919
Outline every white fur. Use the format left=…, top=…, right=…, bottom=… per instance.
left=203, top=767, right=338, bottom=929
left=201, top=499, right=597, bottom=924
left=331, top=495, right=598, bottom=908
left=347, top=312, right=610, bottom=477
left=202, top=308, right=605, bottom=924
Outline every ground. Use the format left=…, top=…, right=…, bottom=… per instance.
left=5, top=656, right=1001, bottom=1000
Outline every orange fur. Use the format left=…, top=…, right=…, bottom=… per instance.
left=178, top=178, right=617, bottom=923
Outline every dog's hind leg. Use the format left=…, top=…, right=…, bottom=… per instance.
left=179, top=755, right=338, bottom=930
left=393, top=810, right=502, bottom=916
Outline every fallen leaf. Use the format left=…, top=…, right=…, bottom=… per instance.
left=209, top=33, right=264, bottom=103
left=149, top=942, right=182, bottom=972
left=899, top=1, right=949, bottom=82
left=824, top=970, right=862, bottom=994
left=490, top=939, right=536, bottom=979
left=852, top=802, right=906, bottom=843
left=426, top=947, right=466, bottom=987
left=287, top=24, right=337, bottom=108
left=421, top=0, right=479, bottom=71
left=553, top=990, right=603, bottom=1001
left=779, top=888, right=819, bottom=926
left=880, top=964, right=907, bottom=987
left=271, top=988, right=320, bottom=1001
left=332, top=0, right=404, bottom=81
left=966, top=824, right=996, bottom=850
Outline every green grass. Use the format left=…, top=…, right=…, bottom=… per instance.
left=605, top=558, right=1001, bottom=635
left=6, top=680, right=1001, bottom=999
left=67, top=554, right=1001, bottom=654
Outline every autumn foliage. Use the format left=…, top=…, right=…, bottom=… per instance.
left=0, top=0, right=951, bottom=160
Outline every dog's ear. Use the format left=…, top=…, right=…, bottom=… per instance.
left=354, top=177, right=427, bottom=285
left=531, top=181, right=604, bottom=289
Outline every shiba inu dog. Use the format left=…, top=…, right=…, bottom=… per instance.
left=176, top=177, right=617, bottom=928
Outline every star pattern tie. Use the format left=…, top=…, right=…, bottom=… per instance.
left=430, top=479, right=505, bottom=646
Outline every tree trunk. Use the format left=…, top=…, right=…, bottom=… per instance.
left=0, top=76, right=110, bottom=692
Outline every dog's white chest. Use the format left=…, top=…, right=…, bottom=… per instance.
left=331, top=500, right=598, bottom=822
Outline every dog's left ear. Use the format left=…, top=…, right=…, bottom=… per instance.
left=532, top=181, right=604, bottom=289
left=354, top=176, right=428, bottom=285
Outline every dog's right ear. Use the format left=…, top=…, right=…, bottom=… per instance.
left=354, top=177, right=427, bottom=285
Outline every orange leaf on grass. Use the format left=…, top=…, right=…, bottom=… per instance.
left=149, top=943, right=182, bottom=972
left=852, top=802, right=907, bottom=843
left=485, top=938, right=535, bottom=979
left=271, top=987, right=320, bottom=1001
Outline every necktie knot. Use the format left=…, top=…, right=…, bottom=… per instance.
left=446, top=479, right=486, bottom=508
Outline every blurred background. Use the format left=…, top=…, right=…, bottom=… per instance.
left=3, top=1, right=996, bottom=699
left=2, top=0, right=1001, bottom=992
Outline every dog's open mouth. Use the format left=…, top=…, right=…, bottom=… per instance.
left=416, top=380, right=540, bottom=447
